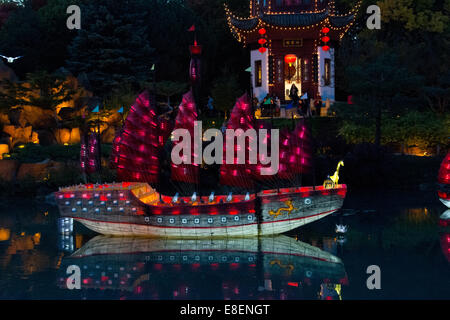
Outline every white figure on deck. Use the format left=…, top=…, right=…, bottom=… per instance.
left=335, top=224, right=348, bottom=234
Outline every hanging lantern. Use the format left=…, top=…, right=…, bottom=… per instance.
left=189, top=44, right=202, bottom=56
left=258, top=28, right=266, bottom=35
left=322, top=45, right=330, bottom=52
left=321, top=36, right=330, bottom=43
left=321, top=27, right=330, bottom=34
left=258, top=38, right=267, bottom=45
left=284, top=54, right=297, bottom=67
left=259, top=47, right=267, bottom=54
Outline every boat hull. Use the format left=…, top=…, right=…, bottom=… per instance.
left=56, top=184, right=346, bottom=238
left=73, top=208, right=338, bottom=238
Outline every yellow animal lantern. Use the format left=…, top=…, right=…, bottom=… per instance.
left=323, top=161, right=344, bottom=189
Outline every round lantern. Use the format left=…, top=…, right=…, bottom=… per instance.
left=284, top=54, right=297, bottom=66
left=258, top=28, right=266, bottom=35
left=322, top=45, right=330, bottom=51
left=322, top=27, right=330, bottom=34
left=259, top=47, right=267, bottom=54
left=258, top=38, right=267, bottom=45
left=321, top=36, right=330, bottom=43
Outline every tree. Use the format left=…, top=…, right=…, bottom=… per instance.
left=67, top=0, right=155, bottom=98
left=422, top=71, right=450, bottom=114
left=155, top=81, right=188, bottom=107
left=210, top=73, right=242, bottom=118
left=0, top=4, right=43, bottom=77
left=0, top=70, right=75, bottom=124
left=336, top=50, right=422, bottom=147
left=0, top=0, right=19, bottom=29
left=37, top=0, right=85, bottom=73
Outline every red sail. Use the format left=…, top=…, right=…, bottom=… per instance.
left=81, top=132, right=100, bottom=174
left=112, top=91, right=160, bottom=184
left=438, top=151, right=450, bottom=185
left=171, top=90, right=199, bottom=184
left=290, top=120, right=313, bottom=175
left=220, top=94, right=255, bottom=189
left=277, top=128, right=296, bottom=179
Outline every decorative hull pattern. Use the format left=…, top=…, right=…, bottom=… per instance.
left=58, top=235, right=347, bottom=299
left=55, top=183, right=347, bottom=238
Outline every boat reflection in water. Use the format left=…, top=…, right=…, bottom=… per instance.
left=58, top=235, right=348, bottom=300
left=439, top=210, right=450, bottom=264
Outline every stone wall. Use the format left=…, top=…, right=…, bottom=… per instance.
left=0, top=159, right=66, bottom=183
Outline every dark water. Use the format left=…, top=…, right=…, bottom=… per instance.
left=0, top=189, right=449, bottom=300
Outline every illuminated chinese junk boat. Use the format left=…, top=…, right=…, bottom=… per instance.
left=58, top=236, right=347, bottom=300
left=55, top=91, right=347, bottom=238
left=438, top=151, right=450, bottom=208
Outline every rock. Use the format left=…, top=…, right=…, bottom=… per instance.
left=21, top=106, right=55, bottom=129
left=0, top=132, right=11, bottom=146
left=8, top=106, right=55, bottom=129
left=54, top=128, right=71, bottom=144
left=0, top=113, right=9, bottom=126
left=54, top=127, right=80, bottom=145
left=0, top=60, right=18, bottom=84
left=16, top=160, right=66, bottom=181
left=0, top=160, right=19, bottom=182
left=2, top=125, right=33, bottom=146
left=8, top=108, right=28, bottom=127
left=36, top=129, right=56, bottom=146
left=101, top=126, right=117, bottom=143
left=58, top=107, right=76, bottom=121
left=69, top=127, right=80, bottom=144
left=17, top=160, right=51, bottom=181
left=104, top=112, right=122, bottom=126
left=0, top=144, right=9, bottom=159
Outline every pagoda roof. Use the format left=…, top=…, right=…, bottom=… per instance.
left=225, top=1, right=361, bottom=40
left=228, top=11, right=355, bottom=30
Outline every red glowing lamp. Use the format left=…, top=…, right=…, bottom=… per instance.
left=258, top=28, right=266, bottom=35
left=259, top=47, right=267, bottom=54
left=284, top=54, right=297, bottom=66
left=322, top=36, right=330, bottom=43
left=322, top=27, right=330, bottom=34
left=258, top=38, right=267, bottom=45
left=190, top=45, right=202, bottom=55
left=322, top=45, right=330, bottom=51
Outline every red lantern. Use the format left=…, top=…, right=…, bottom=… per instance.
left=322, top=27, right=330, bottom=34
left=321, top=36, right=330, bottom=43
left=258, top=38, right=267, bottom=45
left=259, top=47, right=267, bottom=54
left=322, top=45, right=330, bottom=51
left=189, top=45, right=202, bottom=55
left=284, top=54, right=297, bottom=66
left=258, top=28, right=266, bottom=35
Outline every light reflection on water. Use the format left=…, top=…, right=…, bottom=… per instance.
left=0, top=190, right=449, bottom=300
